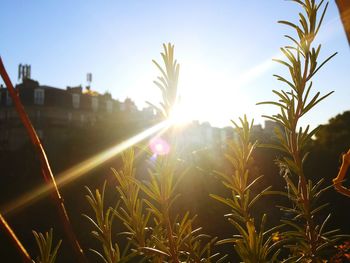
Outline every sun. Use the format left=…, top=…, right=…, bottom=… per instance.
left=168, top=103, right=194, bottom=125
left=165, top=53, right=271, bottom=128
left=168, top=62, right=249, bottom=127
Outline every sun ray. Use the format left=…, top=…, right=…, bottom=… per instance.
left=1, top=120, right=171, bottom=215
left=2, top=13, right=341, bottom=215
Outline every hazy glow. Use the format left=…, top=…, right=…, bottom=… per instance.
left=168, top=103, right=193, bottom=125
left=167, top=12, right=341, bottom=128
left=1, top=120, right=171, bottom=215
left=0, top=53, right=294, bottom=215
left=0, top=1, right=347, bottom=131
left=175, top=55, right=279, bottom=126
left=149, top=137, right=170, bottom=156
left=0, top=11, right=345, bottom=215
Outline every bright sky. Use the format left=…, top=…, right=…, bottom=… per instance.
left=0, top=1, right=349, bottom=128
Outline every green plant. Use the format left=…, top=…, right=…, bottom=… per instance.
left=113, top=148, right=150, bottom=250
left=84, top=182, right=135, bottom=263
left=211, top=116, right=281, bottom=262
left=1, top=52, right=86, bottom=263
left=0, top=212, right=33, bottom=263
left=1, top=1, right=348, bottom=262
left=258, top=0, right=345, bottom=261
left=32, top=229, right=61, bottom=263
left=137, top=43, right=224, bottom=263
left=113, top=147, right=226, bottom=262
left=147, top=43, right=180, bottom=119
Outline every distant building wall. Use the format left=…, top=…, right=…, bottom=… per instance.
left=0, top=78, right=156, bottom=151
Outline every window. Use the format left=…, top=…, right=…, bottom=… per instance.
left=68, top=112, right=72, bottom=122
left=221, top=130, right=227, bottom=143
left=205, top=128, right=212, bottom=141
left=90, top=116, right=96, bottom=126
left=6, top=91, right=12, bottom=106
left=120, top=102, right=125, bottom=111
left=36, top=110, right=41, bottom=120
left=91, top=97, right=98, bottom=111
left=72, top=94, right=80, bottom=109
left=34, top=89, right=45, bottom=105
left=106, top=100, right=113, bottom=113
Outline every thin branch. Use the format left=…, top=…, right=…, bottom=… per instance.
left=336, top=0, right=350, bottom=45
left=0, top=212, right=33, bottom=263
left=0, top=57, right=87, bottom=263
left=333, top=149, right=350, bottom=197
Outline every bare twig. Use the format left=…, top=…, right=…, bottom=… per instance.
left=333, top=149, right=350, bottom=197
left=0, top=57, right=87, bottom=263
left=336, top=0, right=350, bottom=45
left=0, top=212, right=33, bottom=263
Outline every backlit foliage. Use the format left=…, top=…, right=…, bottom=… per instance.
left=258, top=0, right=346, bottom=261
left=211, top=116, right=281, bottom=262
left=32, top=229, right=61, bottom=263
left=84, top=182, right=136, bottom=263
left=83, top=44, right=225, bottom=263
left=2, top=1, right=347, bottom=262
left=147, top=43, right=180, bottom=118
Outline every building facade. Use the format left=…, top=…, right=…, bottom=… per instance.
left=0, top=78, right=154, bottom=151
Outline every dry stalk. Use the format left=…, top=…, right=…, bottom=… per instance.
left=333, top=149, right=350, bottom=197
left=0, top=212, right=33, bottom=263
left=336, top=0, right=350, bottom=44
left=0, top=57, right=87, bottom=263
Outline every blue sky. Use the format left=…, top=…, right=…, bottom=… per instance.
left=1, top=0, right=349, bottom=128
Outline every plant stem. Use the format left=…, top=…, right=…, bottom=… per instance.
left=336, top=0, right=350, bottom=44
left=333, top=149, right=350, bottom=196
left=0, top=213, right=33, bottom=263
left=162, top=200, right=179, bottom=263
left=289, top=51, right=317, bottom=260
left=0, top=57, right=87, bottom=263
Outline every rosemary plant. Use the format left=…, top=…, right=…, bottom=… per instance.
left=211, top=116, right=280, bottom=262
left=140, top=151, right=187, bottom=262
left=113, top=147, right=225, bottom=262
left=258, top=0, right=345, bottom=261
left=32, top=229, right=61, bottom=263
left=84, top=182, right=135, bottom=263
left=112, top=148, right=151, bottom=259
left=136, top=43, right=225, bottom=262
left=147, top=43, right=180, bottom=119
left=82, top=44, right=223, bottom=263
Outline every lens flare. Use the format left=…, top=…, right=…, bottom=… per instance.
left=149, top=137, right=170, bottom=156
left=1, top=120, right=171, bottom=215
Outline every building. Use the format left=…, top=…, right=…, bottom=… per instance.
left=0, top=78, right=155, bottom=151
left=0, top=77, right=279, bottom=153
